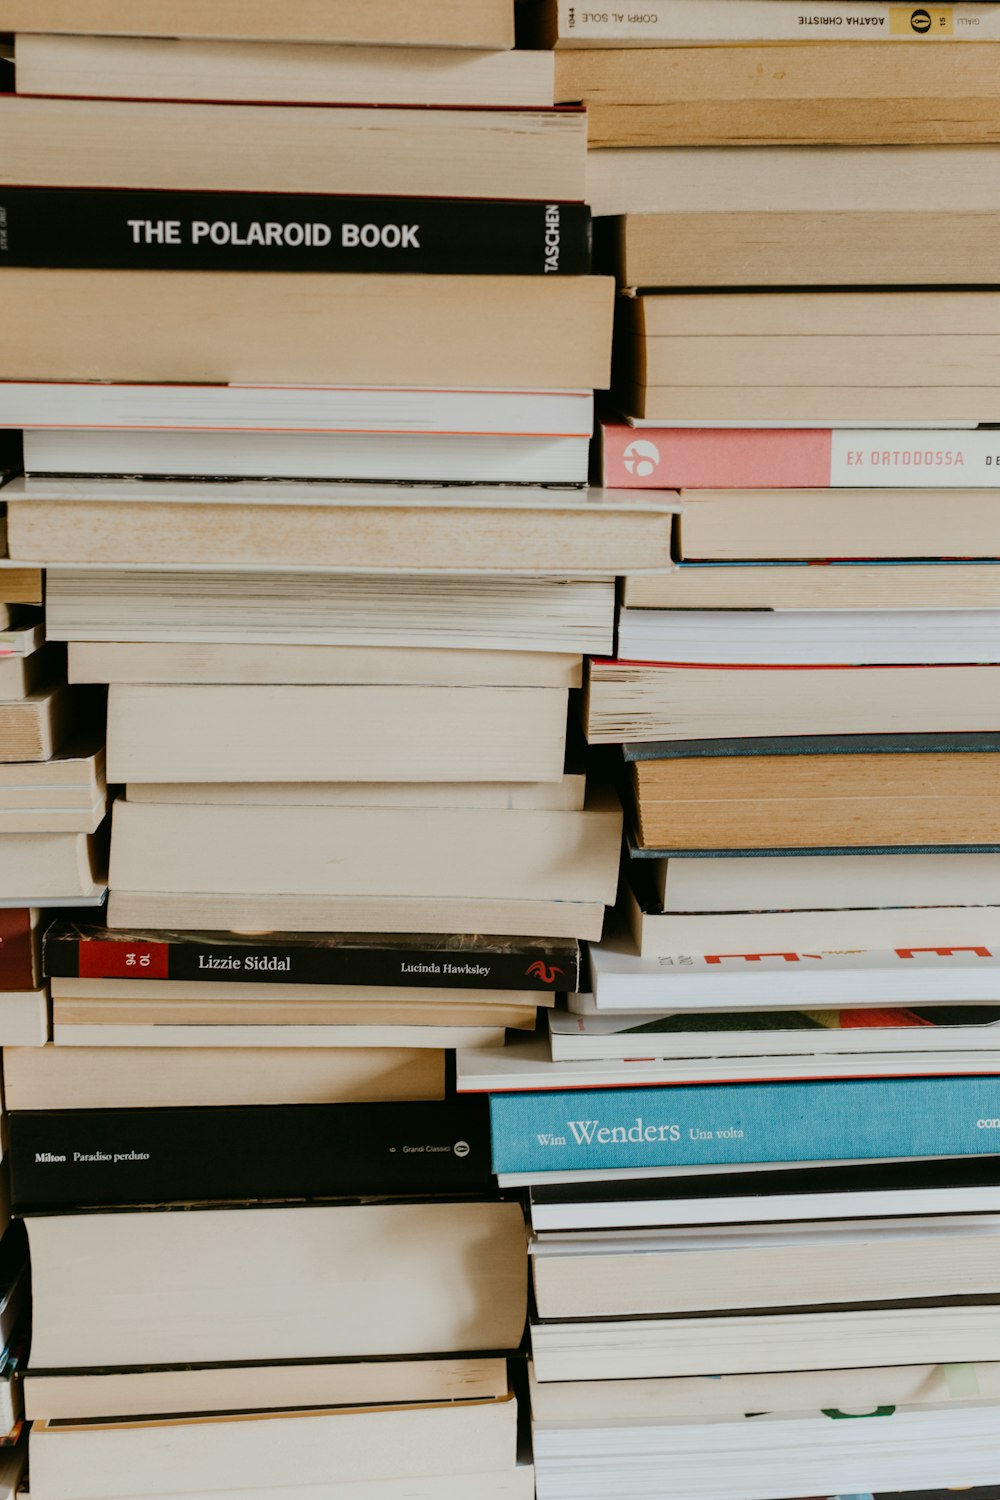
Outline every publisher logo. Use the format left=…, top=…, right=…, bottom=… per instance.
left=453, top=1140, right=471, bottom=1157
left=623, top=439, right=660, bottom=477
left=910, top=7, right=932, bottom=30
left=526, top=960, right=563, bottom=985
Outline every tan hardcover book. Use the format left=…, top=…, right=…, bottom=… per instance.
left=14, top=35, right=549, bottom=106
left=623, top=563, right=1000, bottom=609
left=611, top=209, right=1000, bottom=287
left=586, top=661, right=1000, bottom=743
left=3, top=1044, right=444, bottom=1109
left=67, top=642, right=583, bottom=688
left=5, top=479, right=675, bottom=575
left=556, top=42, right=1000, bottom=146
left=26, top=1200, right=528, bottom=1366
left=0, top=0, right=515, bottom=47
left=675, top=488, right=1000, bottom=562
left=45, top=571, right=616, bottom=656
left=0, top=96, right=580, bottom=199
left=24, top=1357, right=510, bottom=1422
left=105, top=683, right=569, bottom=784
left=630, top=746, right=1000, bottom=849
left=53, top=1022, right=511, bottom=1050
left=0, top=568, right=42, bottom=605
left=0, top=271, right=611, bottom=388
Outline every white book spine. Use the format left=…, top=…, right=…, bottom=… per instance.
left=555, top=0, right=999, bottom=44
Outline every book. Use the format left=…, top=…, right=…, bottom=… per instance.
left=0, top=382, right=593, bottom=436
left=617, top=607, right=1000, bottom=666
left=50, top=1018, right=515, bottom=1052
left=0, top=643, right=65, bottom=704
left=654, top=850, right=1000, bottom=913
left=624, top=560, right=1000, bottom=610
left=45, top=924, right=580, bottom=994
left=0, top=271, right=612, bottom=388
left=532, top=1308, right=1000, bottom=1383
left=585, top=931, right=1000, bottom=1011
left=45, top=571, right=616, bottom=654
left=554, top=42, right=1000, bottom=148
left=668, top=486, right=1000, bottom=561
left=603, top=209, right=1000, bottom=286
left=547, top=1006, right=1000, bottom=1062
left=0, top=97, right=581, bottom=201
left=527, top=1158, right=1000, bottom=1229
left=13, top=35, right=552, bottom=107
left=67, top=642, right=583, bottom=689
left=585, top=144, right=1000, bottom=219
left=106, top=794, right=623, bottom=938
left=23, top=1356, right=511, bottom=1422
left=529, top=1397, right=1000, bottom=1497
left=26, top=1396, right=519, bottom=1500
left=26, top=1199, right=528, bottom=1367
left=625, top=732, right=1000, bottom=850
left=121, top=778, right=586, bottom=811
left=8, top=1098, right=494, bottom=1209
left=599, top=421, right=1000, bottom=493
left=0, top=569, right=41, bottom=607
left=458, top=1033, right=1000, bottom=1092
left=0, top=828, right=106, bottom=904
left=0, top=188, right=587, bottom=274
left=0, top=909, right=40, bottom=991
left=0, top=989, right=49, bottom=1046
left=528, top=1357, right=1000, bottom=1420
left=0, top=685, right=71, bottom=762
left=533, top=0, right=1000, bottom=47
left=0, top=742, right=106, bottom=835
left=485, top=1074, right=1000, bottom=1177
left=2, top=1044, right=445, bottom=1110
left=530, top=1215, right=1000, bottom=1318
left=104, top=683, right=571, bottom=785
left=585, top=661, right=1000, bottom=743
left=6, top=480, right=677, bottom=575
left=0, top=0, right=517, bottom=47
left=618, top=289, right=1000, bottom=424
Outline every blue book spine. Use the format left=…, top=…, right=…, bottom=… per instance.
left=487, top=1076, right=1000, bottom=1176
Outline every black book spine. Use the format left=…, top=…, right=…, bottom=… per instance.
left=0, top=188, right=591, bottom=274
left=43, top=930, right=580, bottom=993
left=9, top=1098, right=494, bottom=1210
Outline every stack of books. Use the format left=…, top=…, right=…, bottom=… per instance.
left=0, top=2, right=642, bottom=1497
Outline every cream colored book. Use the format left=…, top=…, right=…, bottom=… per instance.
left=46, top=571, right=616, bottom=655
left=0, top=98, right=578, bottom=199
left=26, top=1200, right=528, bottom=1367
left=123, top=777, right=587, bottom=812
left=106, top=683, right=568, bottom=784
left=586, top=144, right=1000, bottom=219
left=0, top=685, right=72, bottom=762
left=0, top=742, right=106, bottom=834
left=3, top=1043, right=444, bottom=1110
left=108, top=792, right=622, bottom=903
left=0, top=269, right=609, bottom=388
left=53, top=1021, right=511, bottom=1049
left=67, top=641, right=583, bottom=689
left=0, top=828, right=106, bottom=901
left=0, top=643, right=59, bottom=703
left=0, top=987, right=48, bottom=1045
left=0, top=0, right=516, bottom=47
left=107, top=891, right=608, bottom=941
left=24, top=1356, right=510, bottom=1422
left=14, top=35, right=551, bottom=106
left=5, top=478, right=675, bottom=576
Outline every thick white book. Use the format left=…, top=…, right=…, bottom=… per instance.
left=617, top=606, right=1000, bottom=666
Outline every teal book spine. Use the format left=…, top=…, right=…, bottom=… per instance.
left=487, top=1075, right=1000, bottom=1176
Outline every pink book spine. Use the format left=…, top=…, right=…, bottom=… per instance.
left=600, top=420, right=833, bottom=489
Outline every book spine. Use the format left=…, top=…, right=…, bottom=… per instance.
left=0, top=188, right=591, bottom=275
left=9, top=1098, right=493, bottom=1210
left=486, top=1074, right=1000, bottom=1175
left=600, top=421, right=1000, bottom=490
left=43, top=932, right=579, bottom=993
left=554, top=0, right=995, bottom=44
left=0, top=911, right=37, bottom=992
